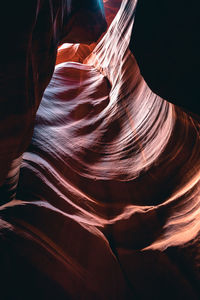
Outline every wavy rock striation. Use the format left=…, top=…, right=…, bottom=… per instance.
left=0, top=0, right=200, bottom=299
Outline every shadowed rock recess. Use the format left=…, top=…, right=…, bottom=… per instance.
left=0, top=0, right=200, bottom=299
left=130, top=0, right=200, bottom=117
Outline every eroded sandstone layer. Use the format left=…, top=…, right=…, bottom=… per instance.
left=0, top=1, right=199, bottom=299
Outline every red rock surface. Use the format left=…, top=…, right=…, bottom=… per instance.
left=0, top=0, right=200, bottom=299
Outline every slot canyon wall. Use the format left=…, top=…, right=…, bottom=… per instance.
left=0, top=0, right=200, bottom=299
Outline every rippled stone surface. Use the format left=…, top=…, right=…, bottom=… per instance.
left=0, top=0, right=107, bottom=198
left=0, top=0, right=200, bottom=299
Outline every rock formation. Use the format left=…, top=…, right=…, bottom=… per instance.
left=0, top=0, right=200, bottom=299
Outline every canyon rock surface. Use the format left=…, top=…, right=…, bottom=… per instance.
left=0, top=0, right=200, bottom=299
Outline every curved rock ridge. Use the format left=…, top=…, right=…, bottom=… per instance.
left=0, top=0, right=107, bottom=200
left=55, top=0, right=122, bottom=65
left=0, top=0, right=200, bottom=299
